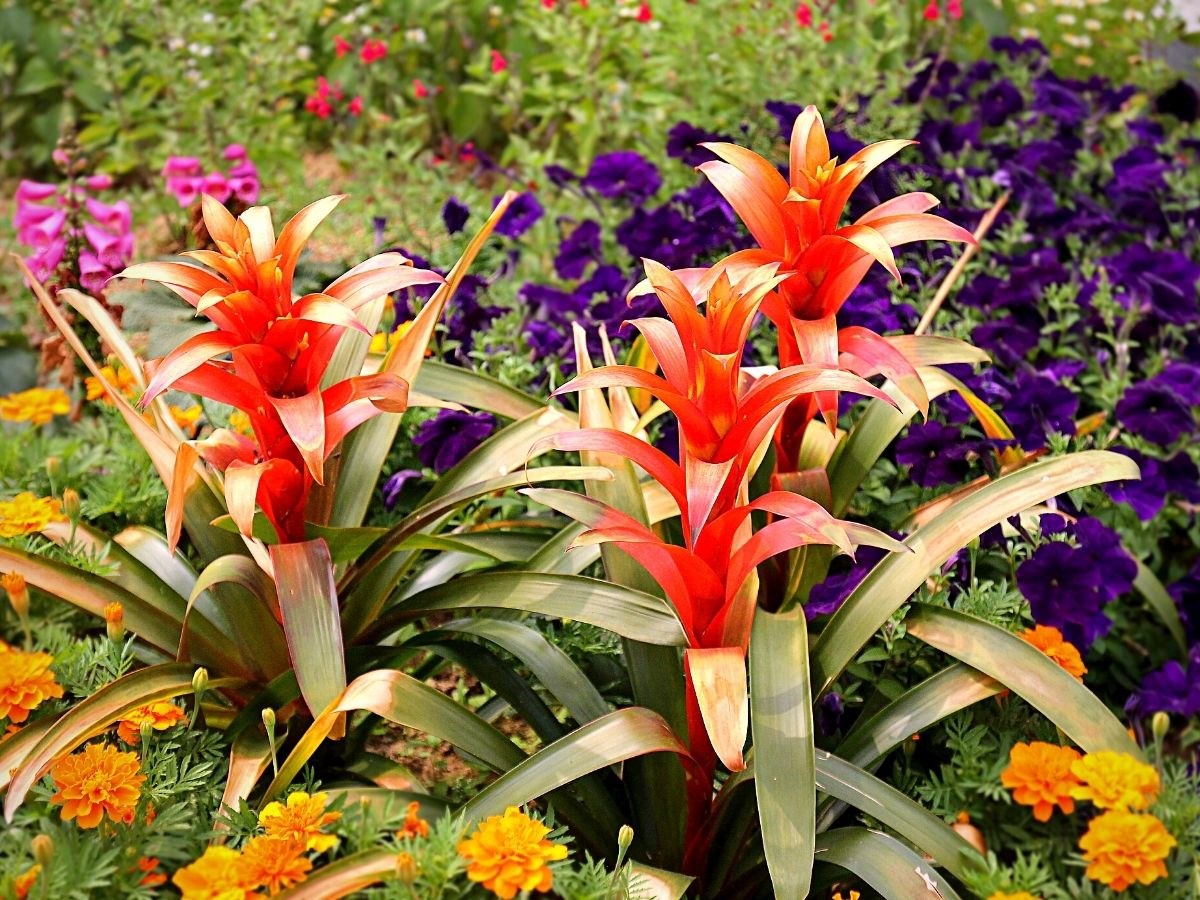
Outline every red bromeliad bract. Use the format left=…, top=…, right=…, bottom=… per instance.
left=116, top=195, right=443, bottom=546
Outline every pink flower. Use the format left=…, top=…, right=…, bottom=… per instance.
left=305, top=94, right=333, bottom=118
left=360, top=39, right=387, bottom=64
left=795, top=2, right=812, bottom=26
left=490, top=49, right=507, bottom=73
left=333, top=35, right=352, bottom=58
left=202, top=172, right=232, bottom=204
left=83, top=222, right=130, bottom=267
left=162, top=156, right=202, bottom=178
left=12, top=201, right=60, bottom=232
left=347, top=95, right=364, bottom=116
left=15, top=181, right=59, bottom=204
left=635, top=1, right=652, bottom=22
left=223, top=144, right=247, bottom=162
left=85, top=197, right=132, bottom=233
left=946, top=0, right=962, bottom=18
left=78, top=252, right=113, bottom=294
left=166, top=175, right=203, bottom=207
left=85, top=174, right=113, bottom=192
left=228, top=162, right=259, bottom=204
left=18, top=208, right=67, bottom=248
left=26, top=239, right=66, bottom=282
left=413, top=78, right=429, bottom=99
left=923, top=0, right=940, bottom=20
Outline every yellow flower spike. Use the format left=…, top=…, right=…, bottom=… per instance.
left=999, top=741, right=1082, bottom=822
left=0, top=387, right=71, bottom=426
left=259, top=790, right=341, bottom=853
left=0, top=644, right=64, bottom=723
left=457, top=806, right=568, bottom=899
left=49, top=742, right=145, bottom=829
left=0, top=493, right=67, bottom=538
left=1079, top=810, right=1176, bottom=891
left=1070, top=751, right=1160, bottom=811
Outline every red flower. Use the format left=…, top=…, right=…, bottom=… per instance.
left=347, top=95, right=363, bottom=116
left=923, top=0, right=940, bottom=20
left=541, top=0, right=556, bottom=7
left=635, top=2, right=652, bottom=22
left=304, top=96, right=332, bottom=119
left=795, top=3, right=812, bottom=26
left=490, top=49, right=508, bottom=73
left=823, top=31, right=833, bottom=42
left=947, top=0, right=962, bottom=18
left=413, top=78, right=429, bottom=99
left=360, top=39, right=387, bottom=64
left=333, top=35, right=351, bottom=58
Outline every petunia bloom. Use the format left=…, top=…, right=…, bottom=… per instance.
left=1000, top=741, right=1082, bottom=822
left=413, top=410, right=496, bottom=473
left=50, top=742, right=146, bottom=828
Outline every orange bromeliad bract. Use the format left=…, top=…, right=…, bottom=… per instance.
left=116, top=195, right=443, bottom=546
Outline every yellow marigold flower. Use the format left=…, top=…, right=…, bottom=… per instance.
left=1070, top=751, right=1160, bottom=811
left=259, top=790, right=341, bottom=853
left=1079, top=810, right=1176, bottom=891
left=987, top=892, right=1041, bottom=900
left=240, top=835, right=312, bottom=894
left=116, top=701, right=188, bottom=745
left=0, top=494, right=67, bottom=539
left=397, top=800, right=430, bottom=840
left=172, top=846, right=262, bottom=900
left=832, top=892, right=861, bottom=900
left=228, top=410, right=253, bottom=435
left=1000, top=741, right=1082, bottom=822
left=0, top=645, right=64, bottom=723
left=85, top=365, right=138, bottom=405
left=1019, top=625, right=1087, bottom=681
left=457, top=806, right=568, bottom=899
left=0, top=388, right=71, bottom=426
left=170, top=405, right=202, bottom=435
left=50, top=742, right=145, bottom=829
left=368, top=321, right=414, bottom=354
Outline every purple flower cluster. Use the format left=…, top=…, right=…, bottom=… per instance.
left=162, top=144, right=259, bottom=207
left=13, top=177, right=134, bottom=292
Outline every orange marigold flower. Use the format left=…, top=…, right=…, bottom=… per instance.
left=170, top=405, right=203, bottom=435
left=1079, top=810, right=1176, bottom=891
left=1070, top=751, right=1160, bottom=811
left=117, top=701, right=188, bottom=744
left=240, top=834, right=312, bottom=894
left=2, top=572, right=29, bottom=617
left=1000, top=741, right=1082, bottom=822
left=137, top=856, right=167, bottom=887
left=0, top=494, right=67, bottom=539
left=1020, top=625, right=1087, bottom=681
left=172, top=846, right=262, bottom=900
left=50, top=742, right=145, bottom=829
left=457, top=806, right=568, bottom=899
left=0, top=388, right=71, bottom=426
left=0, top=645, right=64, bottom=723
left=85, top=365, right=139, bottom=404
left=13, top=864, right=40, bottom=899
left=987, top=893, right=1041, bottom=900
left=397, top=800, right=429, bottom=840
left=259, top=790, right=341, bottom=853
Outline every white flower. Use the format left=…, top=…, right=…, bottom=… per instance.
left=1055, top=13, right=1076, bottom=24
left=296, top=45, right=312, bottom=61
left=201, top=11, right=214, bottom=23
left=405, top=27, right=427, bottom=44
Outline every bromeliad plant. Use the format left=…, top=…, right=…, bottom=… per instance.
left=0, top=109, right=1161, bottom=899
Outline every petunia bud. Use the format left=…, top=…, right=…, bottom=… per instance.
left=31, top=834, right=53, bottom=868
left=1151, top=711, right=1169, bottom=741
left=396, top=851, right=418, bottom=884
left=62, top=488, right=81, bottom=521
left=2, top=572, right=29, bottom=618
left=104, top=601, right=124, bottom=641
left=192, top=667, right=209, bottom=697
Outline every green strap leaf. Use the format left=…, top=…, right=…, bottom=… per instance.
left=414, top=360, right=546, bottom=420
left=274, top=849, right=397, bottom=899
left=750, top=608, right=815, bottom=899
left=812, top=451, right=1140, bottom=695
left=905, top=604, right=1142, bottom=758
left=1132, top=561, right=1188, bottom=657
left=815, top=827, right=965, bottom=900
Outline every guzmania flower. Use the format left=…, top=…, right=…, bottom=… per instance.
left=1078, top=810, right=1176, bottom=891
left=0, top=643, right=63, bottom=723
left=1000, top=741, right=1082, bottom=821
left=50, top=742, right=146, bottom=829
left=1020, top=624, right=1087, bottom=681
left=457, top=806, right=568, bottom=899
left=397, top=800, right=429, bottom=840
left=116, top=701, right=188, bottom=744
left=172, top=846, right=262, bottom=900
left=1070, top=751, right=1160, bottom=811
left=240, top=834, right=312, bottom=894
left=259, top=790, right=341, bottom=853
left=0, top=493, right=67, bottom=539
left=0, top=388, right=71, bottom=426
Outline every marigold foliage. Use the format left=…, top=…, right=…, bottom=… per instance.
left=1019, top=624, right=1087, bottom=681
left=116, top=701, right=188, bottom=744
left=1078, top=809, right=1176, bottom=891
left=50, top=742, right=146, bottom=829
left=0, top=493, right=67, bottom=538
left=1000, top=741, right=1082, bottom=822
left=258, top=790, right=340, bottom=853
left=0, top=388, right=71, bottom=426
left=457, top=807, right=568, bottom=899
left=1070, top=751, right=1160, bottom=811
left=0, top=642, right=64, bottom=723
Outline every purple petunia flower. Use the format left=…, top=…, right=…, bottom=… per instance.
left=1125, top=645, right=1200, bottom=719
left=978, top=78, right=1024, bottom=127
left=1000, top=373, right=1078, bottom=450
left=1107, top=449, right=1168, bottom=521
left=1031, top=74, right=1090, bottom=127
left=665, top=121, right=729, bottom=167
left=1102, top=244, right=1200, bottom=325
left=817, top=692, right=844, bottom=737
left=543, top=163, right=578, bottom=188
left=1016, top=540, right=1112, bottom=649
left=493, top=192, right=544, bottom=239
left=441, top=196, right=470, bottom=235
left=583, top=151, right=662, bottom=204
left=805, top=547, right=890, bottom=621
left=1072, top=517, right=1137, bottom=602
left=895, top=421, right=976, bottom=487
left=554, top=220, right=601, bottom=279
left=413, top=410, right=497, bottom=473
left=1116, top=378, right=1196, bottom=446
left=526, top=321, right=567, bottom=358
left=382, top=469, right=422, bottom=510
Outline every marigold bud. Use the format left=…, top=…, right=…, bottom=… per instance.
left=950, top=821, right=986, bottom=855
left=45, top=457, right=62, bottom=486
left=62, top=488, right=81, bottom=521
left=396, top=851, right=418, bottom=884
left=617, top=824, right=634, bottom=853
left=31, top=834, right=53, bottom=868
left=261, top=707, right=276, bottom=731
left=1151, top=711, right=1169, bottom=741
left=1, top=572, right=29, bottom=618
left=103, top=601, right=124, bottom=641
left=192, top=667, right=209, bottom=697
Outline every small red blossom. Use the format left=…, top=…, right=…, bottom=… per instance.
left=542, top=0, right=556, bottom=7
left=348, top=95, right=363, bottom=116
left=923, top=0, right=940, bottom=20
left=490, top=49, right=508, bottom=73
left=795, top=3, right=812, bottom=26
left=636, top=2, right=652, bottom=22
left=823, top=31, right=833, bottom=41
left=333, top=35, right=351, bottom=58
left=947, top=0, right=962, bottom=18
left=413, top=78, right=428, bottom=99
left=360, top=39, right=387, bottom=64
left=305, top=96, right=332, bottom=119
